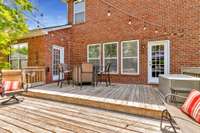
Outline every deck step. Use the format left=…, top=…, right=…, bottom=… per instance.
left=23, top=89, right=165, bottom=119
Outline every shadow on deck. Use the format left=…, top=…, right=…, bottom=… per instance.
left=24, top=83, right=165, bottom=119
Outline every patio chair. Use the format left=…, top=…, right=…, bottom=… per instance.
left=72, top=63, right=93, bottom=87
left=0, top=70, right=27, bottom=104
left=57, top=64, right=71, bottom=88
left=160, top=93, right=200, bottom=133
left=96, top=63, right=111, bottom=87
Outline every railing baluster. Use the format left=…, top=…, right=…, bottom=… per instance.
left=23, top=66, right=46, bottom=88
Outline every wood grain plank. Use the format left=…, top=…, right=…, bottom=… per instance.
left=22, top=100, right=129, bottom=128
left=0, top=119, right=31, bottom=133
left=13, top=104, right=138, bottom=133
left=24, top=97, right=137, bottom=125
left=7, top=105, right=117, bottom=133
left=0, top=114, right=51, bottom=133
left=0, top=127, right=12, bottom=133
left=0, top=110, right=74, bottom=133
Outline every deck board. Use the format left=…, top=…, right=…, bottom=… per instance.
left=30, top=83, right=163, bottom=105
left=0, top=97, right=163, bottom=133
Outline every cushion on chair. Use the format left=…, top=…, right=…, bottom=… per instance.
left=1, top=80, right=20, bottom=92
left=181, top=89, right=200, bottom=124
left=0, top=85, right=3, bottom=94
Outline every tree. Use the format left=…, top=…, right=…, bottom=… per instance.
left=0, top=0, right=32, bottom=69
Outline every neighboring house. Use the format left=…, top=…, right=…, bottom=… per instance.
left=15, top=0, right=200, bottom=84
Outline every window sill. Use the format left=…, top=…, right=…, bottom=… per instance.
left=73, top=21, right=86, bottom=26
left=121, top=73, right=140, bottom=76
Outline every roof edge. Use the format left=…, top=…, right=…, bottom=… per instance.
left=21, top=24, right=72, bottom=39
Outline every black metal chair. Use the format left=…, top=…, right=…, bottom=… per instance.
left=96, top=63, right=111, bottom=87
left=57, top=64, right=71, bottom=88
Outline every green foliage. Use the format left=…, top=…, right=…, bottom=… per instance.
left=0, top=0, right=32, bottom=69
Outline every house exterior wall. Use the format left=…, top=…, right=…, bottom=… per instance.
left=20, top=0, right=200, bottom=84
left=67, top=0, right=200, bottom=84
left=19, top=28, right=71, bottom=83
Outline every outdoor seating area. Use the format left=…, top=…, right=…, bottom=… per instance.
left=1, top=0, right=200, bottom=132
left=57, top=63, right=112, bottom=88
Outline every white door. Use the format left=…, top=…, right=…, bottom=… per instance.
left=148, top=40, right=170, bottom=84
left=52, top=45, right=64, bottom=81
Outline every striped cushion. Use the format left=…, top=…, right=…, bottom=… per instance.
left=0, top=85, right=3, bottom=94
left=181, top=89, right=200, bottom=124
left=1, top=80, right=20, bottom=92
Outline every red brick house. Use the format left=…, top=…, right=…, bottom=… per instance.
left=14, top=0, right=200, bottom=84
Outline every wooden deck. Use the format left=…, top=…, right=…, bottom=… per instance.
left=0, top=97, right=164, bottom=133
left=25, top=83, right=165, bottom=118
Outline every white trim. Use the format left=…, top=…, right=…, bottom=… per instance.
left=52, top=45, right=65, bottom=81
left=103, top=42, right=119, bottom=74
left=45, top=25, right=72, bottom=32
left=121, top=40, right=140, bottom=75
left=73, top=0, right=86, bottom=25
left=87, top=43, right=101, bottom=63
left=21, top=25, right=72, bottom=39
left=147, top=40, right=170, bottom=84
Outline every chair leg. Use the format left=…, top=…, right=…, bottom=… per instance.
left=1, top=95, right=23, bottom=105
left=108, top=73, right=111, bottom=86
left=105, top=75, right=108, bottom=87
left=160, top=109, right=177, bottom=133
left=160, top=109, right=166, bottom=130
left=57, top=80, right=60, bottom=86
left=60, top=80, right=63, bottom=88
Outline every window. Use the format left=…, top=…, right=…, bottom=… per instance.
left=121, top=40, right=139, bottom=74
left=87, top=44, right=101, bottom=68
left=10, top=43, right=28, bottom=69
left=103, top=42, right=118, bottom=74
left=74, top=0, right=85, bottom=24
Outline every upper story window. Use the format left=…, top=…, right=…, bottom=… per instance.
left=74, top=0, right=85, bottom=24
left=10, top=43, right=28, bottom=69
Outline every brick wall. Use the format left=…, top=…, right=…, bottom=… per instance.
left=67, top=0, right=200, bottom=84
left=21, top=0, right=200, bottom=84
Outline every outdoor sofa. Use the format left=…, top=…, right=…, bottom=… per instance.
left=160, top=93, right=200, bottom=133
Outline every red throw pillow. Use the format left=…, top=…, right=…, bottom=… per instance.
left=181, top=89, right=200, bottom=124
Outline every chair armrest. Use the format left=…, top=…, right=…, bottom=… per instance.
left=165, top=94, right=187, bottom=104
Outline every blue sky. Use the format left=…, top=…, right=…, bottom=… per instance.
left=27, top=0, right=67, bottom=30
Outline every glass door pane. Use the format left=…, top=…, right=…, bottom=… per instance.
left=151, top=45, right=165, bottom=78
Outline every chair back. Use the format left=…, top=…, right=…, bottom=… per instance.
left=81, top=63, right=93, bottom=73
left=72, top=65, right=79, bottom=83
left=105, top=63, right=111, bottom=73
left=72, top=63, right=93, bottom=84
left=58, top=64, right=69, bottom=71
left=1, top=70, right=23, bottom=89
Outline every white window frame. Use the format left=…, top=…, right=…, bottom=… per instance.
left=87, top=43, right=101, bottom=65
left=121, top=40, right=140, bottom=75
left=103, top=42, right=119, bottom=74
left=73, top=0, right=86, bottom=24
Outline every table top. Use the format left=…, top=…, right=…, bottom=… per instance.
left=160, top=74, right=200, bottom=81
